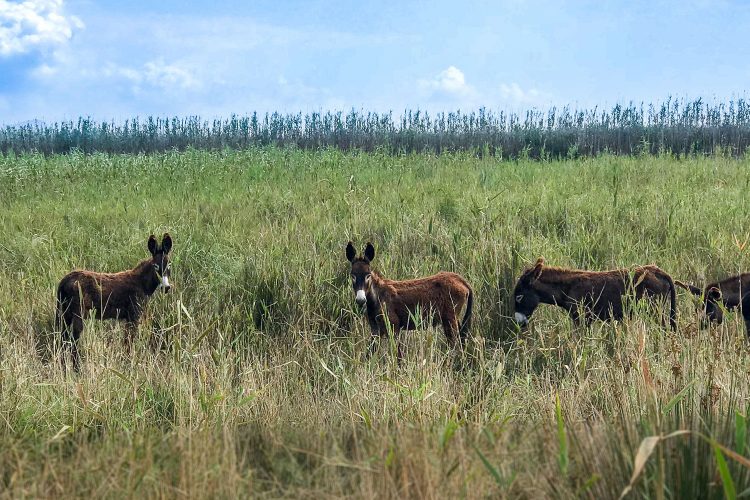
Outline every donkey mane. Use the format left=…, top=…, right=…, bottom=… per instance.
left=524, top=263, right=657, bottom=285
left=372, top=270, right=455, bottom=290
left=521, top=264, right=607, bottom=284
left=103, top=257, right=156, bottom=278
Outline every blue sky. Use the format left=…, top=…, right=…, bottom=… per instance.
left=1, top=0, right=749, bottom=124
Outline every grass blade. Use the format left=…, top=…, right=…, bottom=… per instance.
left=737, top=412, right=748, bottom=457
left=474, top=444, right=504, bottom=486
left=663, top=378, right=697, bottom=416
left=619, top=436, right=661, bottom=499
left=556, top=393, right=569, bottom=477
left=713, top=442, right=737, bottom=500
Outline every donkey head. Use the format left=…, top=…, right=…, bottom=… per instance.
left=346, top=241, right=375, bottom=306
left=676, top=281, right=723, bottom=326
left=148, top=233, right=173, bottom=293
left=512, top=257, right=545, bottom=327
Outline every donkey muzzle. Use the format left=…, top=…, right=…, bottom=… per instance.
left=514, top=312, right=529, bottom=327
left=355, top=289, right=367, bottom=306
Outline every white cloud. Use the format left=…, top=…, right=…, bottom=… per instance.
left=415, top=68, right=553, bottom=111
left=0, top=0, right=83, bottom=57
left=499, top=82, right=548, bottom=106
left=143, top=59, right=199, bottom=90
left=84, top=59, right=200, bottom=92
left=276, top=74, right=347, bottom=111
left=420, top=66, right=471, bottom=96
left=416, top=66, right=483, bottom=111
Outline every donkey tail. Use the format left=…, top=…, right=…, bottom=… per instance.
left=55, top=282, right=68, bottom=333
left=459, top=287, right=473, bottom=340
left=667, top=274, right=677, bottom=331
left=742, top=292, right=750, bottom=340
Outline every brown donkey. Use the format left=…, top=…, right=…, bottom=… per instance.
left=56, top=233, right=173, bottom=370
left=675, top=273, right=750, bottom=327
left=346, top=242, right=473, bottom=362
left=512, top=258, right=677, bottom=330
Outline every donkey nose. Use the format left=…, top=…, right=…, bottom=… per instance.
left=355, top=290, right=367, bottom=305
left=164, top=285, right=172, bottom=294
left=514, top=312, right=529, bottom=327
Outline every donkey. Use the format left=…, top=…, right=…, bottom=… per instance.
left=56, top=233, right=173, bottom=370
left=675, top=274, right=750, bottom=327
left=743, top=292, right=750, bottom=338
left=512, top=258, right=677, bottom=330
left=346, top=242, right=473, bottom=362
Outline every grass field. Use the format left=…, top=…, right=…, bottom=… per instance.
left=1, top=148, right=750, bottom=498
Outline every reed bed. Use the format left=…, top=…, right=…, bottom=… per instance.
left=3, top=98, right=750, bottom=157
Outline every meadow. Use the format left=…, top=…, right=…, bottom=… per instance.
left=1, top=148, right=750, bottom=497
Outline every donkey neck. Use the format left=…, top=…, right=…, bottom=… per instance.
left=365, top=271, right=387, bottom=316
left=131, top=259, right=161, bottom=296
left=535, top=271, right=577, bottom=306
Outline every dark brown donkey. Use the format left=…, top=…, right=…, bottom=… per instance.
left=675, top=273, right=750, bottom=327
left=56, top=233, right=173, bottom=370
left=346, top=242, right=473, bottom=361
left=512, top=258, right=677, bottom=330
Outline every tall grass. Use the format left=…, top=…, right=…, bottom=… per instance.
left=3, top=97, right=750, bottom=157
left=1, top=149, right=750, bottom=497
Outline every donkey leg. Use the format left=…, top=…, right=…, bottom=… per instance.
left=442, top=315, right=461, bottom=348
left=388, top=321, right=403, bottom=366
left=123, top=321, right=139, bottom=354
left=60, top=320, right=72, bottom=370
left=396, top=337, right=404, bottom=366
left=364, top=330, right=380, bottom=360
left=569, top=308, right=582, bottom=327
left=62, top=317, right=84, bottom=372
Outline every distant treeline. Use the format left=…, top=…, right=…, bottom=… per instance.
left=3, top=98, right=750, bottom=157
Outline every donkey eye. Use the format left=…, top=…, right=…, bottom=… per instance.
left=365, top=274, right=372, bottom=283
left=516, top=295, right=523, bottom=303
left=351, top=276, right=356, bottom=283
left=153, top=264, right=160, bottom=271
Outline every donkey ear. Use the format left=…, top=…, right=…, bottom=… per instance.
left=161, top=233, right=173, bottom=254
left=707, top=286, right=722, bottom=301
left=147, top=235, right=158, bottom=256
left=531, top=257, right=544, bottom=281
left=346, top=242, right=356, bottom=262
left=364, top=242, right=375, bottom=262
left=675, top=280, right=702, bottom=296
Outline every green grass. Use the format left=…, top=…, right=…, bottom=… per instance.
left=1, top=148, right=750, bottom=497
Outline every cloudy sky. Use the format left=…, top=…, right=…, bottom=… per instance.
left=1, top=0, right=749, bottom=124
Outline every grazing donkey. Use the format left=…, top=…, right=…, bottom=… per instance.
left=346, top=242, right=473, bottom=362
left=675, top=273, right=750, bottom=327
left=56, top=233, right=173, bottom=370
left=512, top=258, right=677, bottom=330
